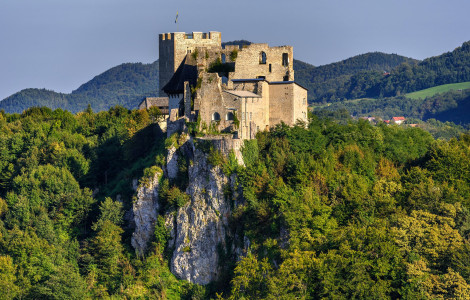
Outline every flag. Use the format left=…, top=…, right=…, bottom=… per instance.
left=175, top=11, right=178, bottom=24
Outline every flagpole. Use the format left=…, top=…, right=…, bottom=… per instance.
left=175, top=11, right=179, bottom=32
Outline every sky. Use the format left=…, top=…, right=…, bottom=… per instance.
left=1, top=0, right=469, bottom=100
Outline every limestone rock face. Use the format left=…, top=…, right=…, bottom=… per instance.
left=131, top=171, right=162, bottom=256
left=170, top=145, right=233, bottom=285
left=166, top=145, right=179, bottom=180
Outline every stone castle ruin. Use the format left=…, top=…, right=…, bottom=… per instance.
left=157, top=31, right=308, bottom=139
left=132, top=32, right=309, bottom=283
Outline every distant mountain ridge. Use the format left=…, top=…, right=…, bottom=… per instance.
left=0, top=61, right=159, bottom=113
left=319, top=41, right=470, bottom=102
left=294, top=52, right=418, bottom=102
left=1, top=40, right=469, bottom=113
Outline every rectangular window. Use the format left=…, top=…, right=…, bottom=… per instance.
left=269, top=64, right=272, bottom=73
left=282, top=53, right=289, bottom=66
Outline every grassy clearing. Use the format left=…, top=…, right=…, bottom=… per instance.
left=406, top=82, right=470, bottom=99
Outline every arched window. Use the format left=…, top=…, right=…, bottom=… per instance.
left=259, top=51, right=267, bottom=64
left=226, top=112, right=234, bottom=121
left=212, top=112, right=221, bottom=121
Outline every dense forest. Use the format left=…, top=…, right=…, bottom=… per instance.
left=317, top=41, right=470, bottom=103
left=320, top=89, right=470, bottom=126
left=294, top=53, right=418, bottom=103
left=0, top=62, right=159, bottom=113
left=2, top=106, right=470, bottom=298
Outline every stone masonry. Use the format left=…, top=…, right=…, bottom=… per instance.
left=159, top=31, right=308, bottom=139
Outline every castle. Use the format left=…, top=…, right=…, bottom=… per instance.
left=155, top=31, right=308, bottom=139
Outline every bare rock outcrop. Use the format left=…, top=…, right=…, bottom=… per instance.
left=169, top=144, right=234, bottom=285
left=131, top=170, right=162, bottom=256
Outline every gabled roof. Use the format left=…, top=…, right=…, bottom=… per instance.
left=162, top=57, right=198, bottom=94
left=144, top=97, right=168, bottom=107
left=139, top=97, right=169, bottom=113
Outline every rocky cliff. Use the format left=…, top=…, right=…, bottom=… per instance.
left=131, top=170, right=162, bottom=256
left=132, top=135, right=244, bottom=285
left=168, top=143, right=234, bottom=284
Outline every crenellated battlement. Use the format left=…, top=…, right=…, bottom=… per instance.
left=157, top=30, right=308, bottom=140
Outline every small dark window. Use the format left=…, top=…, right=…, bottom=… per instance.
left=282, top=53, right=289, bottom=66
left=259, top=52, right=267, bottom=64
left=212, top=112, right=220, bottom=121
left=226, top=112, right=234, bottom=121
left=283, top=75, right=289, bottom=81
left=269, top=64, right=272, bottom=73
left=257, top=76, right=266, bottom=80
left=221, top=53, right=226, bottom=63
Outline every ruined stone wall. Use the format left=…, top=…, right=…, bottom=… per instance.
left=232, top=81, right=260, bottom=94
left=230, top=44, right=294, bottom=82
left=159, top=31, right=221, bottom=96
left=168, top=94, right=183, bottom=112
left=159, top=33, right=175, bottom=96
left=196, top=136, right=244, bottom=165
left=195, top=73, right=238, bottom=133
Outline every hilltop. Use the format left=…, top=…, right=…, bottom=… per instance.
left=0, top=44, right=421, bottom=114
left=294, top=52, right=418, bottom=102
left=319, top=41, right=470, bottom=102
left=0, top=61, right=159, bottom=113
left=2, top=40, right=469, bottom=117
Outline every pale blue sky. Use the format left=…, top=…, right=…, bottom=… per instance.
left=1, top=0, right=469, bottom=100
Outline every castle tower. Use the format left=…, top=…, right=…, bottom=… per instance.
left=159, top=31, right=221, bottom=96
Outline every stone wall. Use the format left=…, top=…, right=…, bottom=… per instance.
left=195, top=73, right=237, bottom=133
left=269, top=82, right=294, bottom=125
left=196, top=135, right=245, bottom=165
left=293, top=83, right=308, bottom=124
left=269, top=82, right=308, bottom=126
left=159, top=31, right=221, bottom=96
left=231, top=44, right=294, bottom=82
left=237, top=83, right=270, bottom=139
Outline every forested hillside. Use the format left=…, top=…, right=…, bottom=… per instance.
left=2, top=107, right=470, bottom=298
left=0, top=43, right=420, bottom=113
left=294, top=52, right=418, bottom=103
left=319, top=41, right=470, bottom=102
left=0, top=62, right=159, bottom=113
left=320, top=89, right=470, bottom=129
